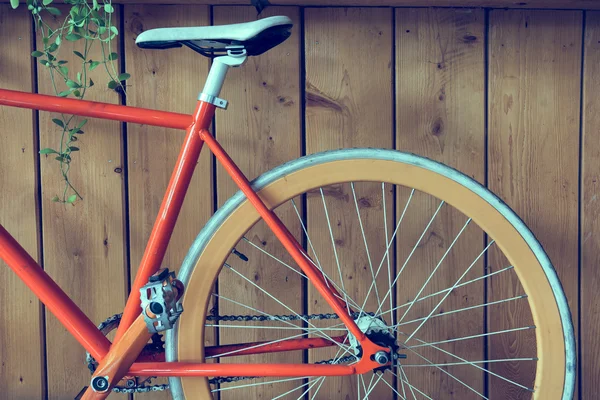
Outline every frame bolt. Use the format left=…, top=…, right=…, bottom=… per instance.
left=374, top=351, right=390, bottom=365
left=91, top=376, right=110, bottom=392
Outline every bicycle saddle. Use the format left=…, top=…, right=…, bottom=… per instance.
left=135, top=16, right=293, bottom=57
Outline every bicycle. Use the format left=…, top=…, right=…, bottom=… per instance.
left=0, top=15, right=575, bottom=399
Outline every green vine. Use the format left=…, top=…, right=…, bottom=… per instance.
left=10, top=0, right=129, bottom=204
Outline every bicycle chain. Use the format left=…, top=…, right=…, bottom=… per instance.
left=87, top=311, right=374, bottom=393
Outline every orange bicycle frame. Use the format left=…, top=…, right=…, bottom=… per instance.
left=0, top=52, right=388, bottom=393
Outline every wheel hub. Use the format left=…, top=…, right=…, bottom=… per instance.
left=347, top=314, right=404, bottom=371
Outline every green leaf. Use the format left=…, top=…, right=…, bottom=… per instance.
left=98, top=26, right=107, bottom=35
left=107, top=80, right=119, bottom=90
left=55, top=156, right=64, bottom=162
left=73, top=50, right=85, bottom=59
left=68, top=146, right=80, bottom=152
left=31, top=51, right=44, bottom=57
left=39, top=59, right=50, bottom=66
left=108, top=52, right=118, bottom=61
left=110, top=26, right=118, bottom=35
left=76, top=119, right=88, bottom=129
left=66, top=80, right=81, bottom=89
left=51, top=118, right=64, bottom=128
left=47, top=43, right=58, bottom=53
left=118, top=73, right=130, bottom=81
left=42, top=0, right=52, bottom=5
left=57, top=90, right=71, bottom=97
left=45, top=7, right=61, bottom=16
left=59, top=66, right=68, bottom=76
left=65, top=33, right=82, bottom=42
left=39, top=148, right=58, bottom=154
left=10, top=0, right=19, bottom=9
left=57, top=60, right=68, bottom=65
left=42, top=37, right=49, bottom=45
left=51, top=196, right=60, bottom=202
left=73, top=90, right=81, bottom=97
left=55, top=35, right=61, bottom=46
left=89, top=61, right=100, bottom=71
left=88, top=78, right=94, bottom=87
left=67, top=194, right=77, bottom=203
left=92, top=0, right=99, bottom=9
left=76, top=72, right=81, bottom=83
left=104, top=3, right=114, bottom=13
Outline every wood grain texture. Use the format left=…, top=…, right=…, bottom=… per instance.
left=213, top=6, right=302, bottom=400
left=0, top=6, right=44, bottom=400
left=124, top=5, right=212, bottom=400
left=35, top=0, right=600, bottom=10
left=305, top=7, right=393, bottom=398
left=36, top=6, right=127, bottom=399
left=581, top=10, right=600, bottom=400
left=488, top=9, right=581, bottom=398
left=395, top=8, right=485, bottom=398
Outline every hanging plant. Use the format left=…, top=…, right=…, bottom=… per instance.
left=10, top=0, right=130, bottom=203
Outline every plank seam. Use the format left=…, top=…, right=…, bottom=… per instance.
left=576, top=9, right=586, bottom=400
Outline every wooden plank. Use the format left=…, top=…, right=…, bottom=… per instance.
left=581, top=10, right=600, bottom=400
left=36, top=7, right=128, bottom=399
left=19, top=0, right=600, bottom=10
left=395, top=8, right=485, bottom=398
left=305, top=7, right=393, bottom=398
left=213, top=6, right=302, bottom=399
left=488, top=9, right=581, bottom=397
left=124, top=5, right=212, bottom=400
left=0, top=6, right=45, bottom=400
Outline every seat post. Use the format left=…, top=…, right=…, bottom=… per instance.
left=199, top=48, right=247, bottom=108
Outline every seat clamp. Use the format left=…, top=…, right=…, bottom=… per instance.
left=198, top=93, right=228, bottom=109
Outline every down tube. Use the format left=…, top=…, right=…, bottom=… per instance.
left=115, top=101, right=216, bottom=341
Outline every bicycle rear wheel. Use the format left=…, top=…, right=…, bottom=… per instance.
left=166, top=149, right=575, bottom=400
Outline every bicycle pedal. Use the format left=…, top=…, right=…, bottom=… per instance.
left=140, top=268, right=184, bottom=333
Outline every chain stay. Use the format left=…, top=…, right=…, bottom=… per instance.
left=88, top=311, right=374, bottom=393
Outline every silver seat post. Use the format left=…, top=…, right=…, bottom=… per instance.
left=198, top=47, right=247, bottom=109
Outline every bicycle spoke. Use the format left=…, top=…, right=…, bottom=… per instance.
left=367, top=200, right=445, bottom=331
left=395, top=295, right=526, bottom=327
left=399, top=358, right=537, bottom=367
left=351, top=182, right=381, bottom=309
left=404, top=333, right=536, bottom=392
left=379, top=265, right=514, bottom=317
left=310, top=376, right=327, bottom=400
left=242, top=235, right=363, bottom=312
left=359, top=375, right=369, bottom=399
left=224, top=263, right=352, bottom=351
left=320, top=187, right=351, bottom=312
left=206, top=331, right=314, bottom=359
left=296, top=377, right=323, bottom=400
left=364, top=373, right=385, bottom=398
left=356, top=189, right=415, bottom=321
left=380, top=374, right=407, bottom=400
left=404, top=240, right=495, bottom=343
left=206, top=323, right=348, bottom=332
left=402, top=345, right=488, bottom=399
left=211, top=376, right=310, bottom=392
left=382, top=183, right=394, bottom=326
left=398, top=217, right=471, bottom=324
left=405, top=326, right=534, bottom=349
left=212, top=293, right=334, bottom=342
left=392, top=367, right=425, bottom=400
left=271, top=379, right=314, bottom=400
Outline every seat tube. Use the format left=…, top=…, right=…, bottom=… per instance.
left=198, top=49, right=248, bottom=106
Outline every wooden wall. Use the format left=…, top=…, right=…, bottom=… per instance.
left=0, top=4, right=598, bottom=399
